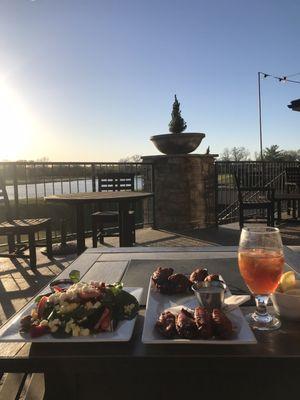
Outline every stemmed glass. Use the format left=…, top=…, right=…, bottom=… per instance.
left=238, top=227, right=284, bottom=331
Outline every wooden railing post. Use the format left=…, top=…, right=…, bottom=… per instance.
left=12, top=163, right=21, bottom=244
left=214, top=161, right=218, bottom=226
left=13, top=163, right=19, bottom=219
left=151, top=164, right=156, bottom=228
left=91, top=164, right=96, bottom=192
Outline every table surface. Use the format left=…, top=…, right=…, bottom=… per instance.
left=1, top=246, right=300, bottom=373
left=44, top=191, right=153, bottom=203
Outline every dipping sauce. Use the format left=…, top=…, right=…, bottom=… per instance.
left=192, top=281, right=225, bottom=310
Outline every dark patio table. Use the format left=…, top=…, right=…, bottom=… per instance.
left=44, top=191, right=153, bottom=254
left=1, top=246, right=300, bottom=399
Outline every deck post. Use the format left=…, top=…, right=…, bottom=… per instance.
left=91, top=163, right=96, bottom=192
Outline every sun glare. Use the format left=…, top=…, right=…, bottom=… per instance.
left=0, top=80, right=37, bottom=160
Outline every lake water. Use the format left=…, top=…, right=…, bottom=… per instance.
left=6, top=178, right=144, bottom=201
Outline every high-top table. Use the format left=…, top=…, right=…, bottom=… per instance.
left=45, top=191, right=153, bottom=254
left=1, top=246, right=300, bottom=399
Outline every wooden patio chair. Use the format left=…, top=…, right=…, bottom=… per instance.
left=285, top=166, right=300, bottom=189
left=91, top=173, right=136, bottom=246
left=0, top=178, right=52, bottom=269
left=276, top=166, right=300, bottom=220
left=0, top=372, right=45, bottom=400
left=233, top=172, right=275, bottom=229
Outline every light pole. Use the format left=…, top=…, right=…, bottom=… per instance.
left=258, top=72, right=300, bottom=160
left=258, top=72, right=264, bottom=161
left=258, top=71, right=300, bottom=185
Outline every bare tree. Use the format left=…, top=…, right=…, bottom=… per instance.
left=220, top=148, right=231, bottom=161
left=220, top=147, right=250, bottom=161
left=282, top=150, right=300, bottom=161
left=119, top=154, right=142, bottom=163
left=36, top=156, right=50, bottom=162
left=131, top=154, right=142, bottom=162
left=231, top=147, right=250, bottom=161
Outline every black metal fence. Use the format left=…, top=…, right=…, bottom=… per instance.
left=3, top=159, right=298, bottom=240
left=0, top=162, right=154, bottom=245
left=216, top=161, right=300, bottom=224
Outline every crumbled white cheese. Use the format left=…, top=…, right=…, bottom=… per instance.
left=65, top=282, right=87, bottom=299
left=59, top=292, right=68, bottom=303
left=89, top=281, right=104, bottom=289
left=65, top=319, right=75, bottom=334
left=93, top=301, right=101, bottom=309
left=71, top=325, right=81, bottom=337
left=85, top=301, right=94, bottom=310
left=80, top=328, right=90, bottom=336
left=48, top=318, right=61, bottom=330
left=124, top=303, right=135, bottom=315
left=31, top=309, right=38, bottom=320
left=48, top=318, right=61, bottom=333
left=60, top=302, right=78, bottom=314
left=48, top=293, right=60, bottom=304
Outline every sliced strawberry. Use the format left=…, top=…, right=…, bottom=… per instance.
left=100, top=314, right=112, bottom=331
left=37, top=296, right=49, bottom=319
left=53, top=286, right=63, bottom=293
left=94, top=307, right=111, bottom=332
left=30, top=325, right=49, bottom=338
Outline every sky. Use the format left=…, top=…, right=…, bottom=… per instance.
left=0, top=0, right=299, bottom=161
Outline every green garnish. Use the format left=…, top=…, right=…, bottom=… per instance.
left=69, top=270, right=80, bottom=283
left=110, top=282, right=123, bottom=296
left=34, top=295, right=44, bottom=303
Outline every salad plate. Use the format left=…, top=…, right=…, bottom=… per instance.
left=0, top=287, right=143, bottom=343
left=142, top=279, right=257, bottom=344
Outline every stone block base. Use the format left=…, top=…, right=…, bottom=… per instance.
left=142, top=154, right=217, bottom=230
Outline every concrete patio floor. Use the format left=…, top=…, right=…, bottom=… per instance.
left=1, top=220, right=300, bottom=326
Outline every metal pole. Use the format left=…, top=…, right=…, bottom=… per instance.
left=258, top=72, right=265, bottom=186
left=258, top=72, right=263, bottom=161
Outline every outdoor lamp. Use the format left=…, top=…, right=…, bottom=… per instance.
left=287, top=98, right=300, bottom=112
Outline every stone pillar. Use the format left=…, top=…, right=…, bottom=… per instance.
left=142, top=154, right=218, bottom=230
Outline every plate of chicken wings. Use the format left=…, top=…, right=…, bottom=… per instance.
left=141, top=266, right=257, bottom=344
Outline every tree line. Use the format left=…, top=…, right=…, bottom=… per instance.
left=220, top=145, right=300, bottom=162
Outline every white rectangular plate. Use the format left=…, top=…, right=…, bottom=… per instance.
left=142, top=280, right=257, bottom=344
left=0, top=287, right=143, bottom=343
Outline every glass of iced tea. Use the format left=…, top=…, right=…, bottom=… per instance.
left=238, top=227, right=284, bottom=331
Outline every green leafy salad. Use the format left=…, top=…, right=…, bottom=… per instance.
left=20, top=275, right=139, bottom=338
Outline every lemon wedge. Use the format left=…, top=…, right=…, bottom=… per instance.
left=279, top=271, right=296, bottom=292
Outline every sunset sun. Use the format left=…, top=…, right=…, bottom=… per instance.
left=0, top=79, right=37, bottom=160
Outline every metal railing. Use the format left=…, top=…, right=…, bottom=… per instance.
left=0, top=161, right=154, bottom=246
left=216, top=161, right=300, bottom=224
left=5, top=159, right=299, bottom=239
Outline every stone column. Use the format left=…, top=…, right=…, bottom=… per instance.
left=142, top=154, right=218, bottom=231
